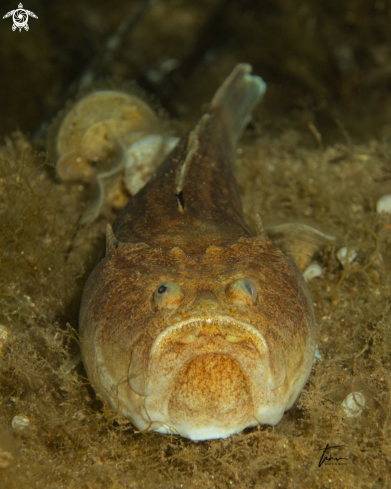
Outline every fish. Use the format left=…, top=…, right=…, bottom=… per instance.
left=79, top=64, right=317, bottom=441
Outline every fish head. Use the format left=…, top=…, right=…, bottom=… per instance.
left=80, top=237, right=316, bottom=440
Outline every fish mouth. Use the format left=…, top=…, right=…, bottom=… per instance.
left=151, top=315, right=270, bottom=358
left=128, top=313, right=286, bottom=404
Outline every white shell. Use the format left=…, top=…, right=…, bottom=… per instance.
left=0, top=325, right=9, bottom=353
left=303, top=263, right=323, bottom=282
left=341, top=391, right=365, bottom=418
left=266, top=223, right=336, bottom=271
left=11, top=415, right=30, bottom=430
left=50, top=88, right=178, bottom=224
left=376, top=194, right=391, bottom=214
left=337, top=247, right=357, bottom=266
left=123, top=135, right=179, bottom=195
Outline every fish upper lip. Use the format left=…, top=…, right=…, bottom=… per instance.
left=150, top=314, right=269, bottom=358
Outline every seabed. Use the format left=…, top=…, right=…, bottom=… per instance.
left=0, top=1, right=390, bottom=487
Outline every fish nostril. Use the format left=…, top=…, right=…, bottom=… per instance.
left=188, top=290, right=220, bottom=313
left=196, top=290, right=219, bottom=303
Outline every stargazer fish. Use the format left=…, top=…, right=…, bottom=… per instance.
left=79, top=64, right=316, bottom=441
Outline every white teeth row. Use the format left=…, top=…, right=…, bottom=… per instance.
left=175, top=333, right=245, bottom=345
left=179, top=323, right=243, bottom=336
left=176, top=319, right=257, bottom=343
left=152, top=315, right=268, bottom=359
left=178, top=318, right=247, bottom=333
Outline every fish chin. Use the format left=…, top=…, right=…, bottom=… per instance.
left=127, top=315, right=290, bottom=440
left=165, top=353, right=255, bottom=440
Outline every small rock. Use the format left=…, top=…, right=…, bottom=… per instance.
left=376, top=194, right=391, bottom=214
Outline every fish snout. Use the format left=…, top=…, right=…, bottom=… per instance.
left=188, top=290, right=221, bottom=314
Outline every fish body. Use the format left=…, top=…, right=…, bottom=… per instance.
left=80, top=64, right=316, bottom=441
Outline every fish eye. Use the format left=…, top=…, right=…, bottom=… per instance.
left=225, top=279, right=258, bottom=305
left=154, top=281, right=184, bottom=309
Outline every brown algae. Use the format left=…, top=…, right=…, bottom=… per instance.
left=0, top=127, right=390, bottom=488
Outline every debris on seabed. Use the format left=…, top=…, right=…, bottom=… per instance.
left=337, top=247, right=358, bottom=267
left=313, top=345, right=322, bottom=364
left=303, top=263, right=323, bottom=282
left=369, top=251, right=383, bottom=266
left=0, top=325, right=9, bottom=353
left=266, top=223, right=336, bottom=271
left=341, top=392, right=366, bottom=418
left=11, top=415, right=30, bottom=431
left=0, top=451, right=14, bottom=469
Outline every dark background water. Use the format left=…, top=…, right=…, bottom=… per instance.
left=1, top=0, right=391, bottom=145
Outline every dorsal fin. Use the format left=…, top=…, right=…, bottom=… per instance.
left=174, top=65, right=266, bottom=198
left=113, top=64, right=267, bottom=253
left=210, top=63, right=266, bottom=143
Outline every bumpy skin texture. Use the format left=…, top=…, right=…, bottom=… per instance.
left=80, top=65, right=316, bottom=441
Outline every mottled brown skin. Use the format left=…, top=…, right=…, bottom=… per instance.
left=80, top=65, right=316, bottom=440
left=113, top=112, right=248, bottom=253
